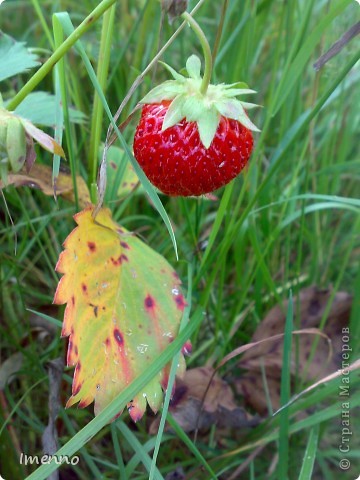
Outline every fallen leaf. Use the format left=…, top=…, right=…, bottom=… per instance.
left=150, top=367, right=257, bottom=434
left=0, top=352, right=23, bottom=390
left=0, top=164, right=91, bottom=207
left=54, top=206, right=188, bottom=421
left=236, top=286, right=352, bottom=415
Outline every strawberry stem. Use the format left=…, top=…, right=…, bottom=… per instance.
left=181, top=11, right=212, bottom=95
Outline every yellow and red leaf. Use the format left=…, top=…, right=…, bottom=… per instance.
left=54, top=206, right=188, bottom=421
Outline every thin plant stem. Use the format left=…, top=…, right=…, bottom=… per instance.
left=212, top=0, right=229, bottom=65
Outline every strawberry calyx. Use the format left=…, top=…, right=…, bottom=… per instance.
left=139, top=55, right=260, bottom=149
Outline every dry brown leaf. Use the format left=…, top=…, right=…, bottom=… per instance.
left=150, top=367, right=257, bottom=434
left=236, top=286, right=352, bottom=415
left=0, top=164, right=90, bottom=207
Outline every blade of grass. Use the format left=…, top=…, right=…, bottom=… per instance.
left=277, top=290, right=293, bottom=480
left=149, top=262, right=193, bottom=479
left=298, top=426, right=320, bottom=479
left=166, top=413, right=218, bottom=480
left=117, top=421, right=164, bottom=480
left=110, top=423, right=127, bottom=480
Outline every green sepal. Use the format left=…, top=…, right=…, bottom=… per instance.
left=140, top=55, right=260, bottom=149
left=217, top=99, right=260, bottom=132
left=186, top=55, right=201, bottom=80
left=240, top=102, right=260, bottom=110
left=197, top=109, right=220, bottom=149
left=222, top=88, right=257, bottom=97
left=140, top=80, right=184, bottom=104
left=162, top=94, right=186, bottom=130
left=225, top=81, right=249, bottom=89
left=158, top=61, right=185, bottom=82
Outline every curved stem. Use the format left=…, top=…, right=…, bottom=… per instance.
left=181, top=11, right=212, bottom=95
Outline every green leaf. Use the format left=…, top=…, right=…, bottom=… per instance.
left=13, top=92, right=86, bottom=126
left=186, top=55, right=202, bottom=80
left=0, top=31, right=40, bottom=82
left=197, top=109, right=220, bottom=149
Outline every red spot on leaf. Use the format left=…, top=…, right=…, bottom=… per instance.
left=74, top=345, right=78, bottom=355
left=110, top=161, right=117, bottom=170
left=71, top=296, right=75, bottom=305
left=175, top=295, right=187, bottom=311
left=111, top=254, right=128, bottom=266
left=72, top=382, right=82, bottom=396
left=87, top=241, right=96, bottom=252
left=81, top=283, right=87, bottom=293
left=114, top=329, right=124, bottom=345
left=161, top=373, right=169, bottom=390
left=128, top=403, right=143, bottom=422
left=144, top=295, right=155, bottom=310
left=78, top=398, right=92, bottom=408
left=181, top=341, right=192, bottom=356
left=120, top=241, right=130, bottom=249
left=105, top=338, right=110, bottom=346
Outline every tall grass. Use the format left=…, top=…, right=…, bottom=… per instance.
left=0, top=0, right=359, bottom=479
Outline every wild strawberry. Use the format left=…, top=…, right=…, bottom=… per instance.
left=133, top=55, right=259, bottom=197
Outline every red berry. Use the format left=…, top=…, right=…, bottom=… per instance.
left=133, top=101, right=254, bottom=197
